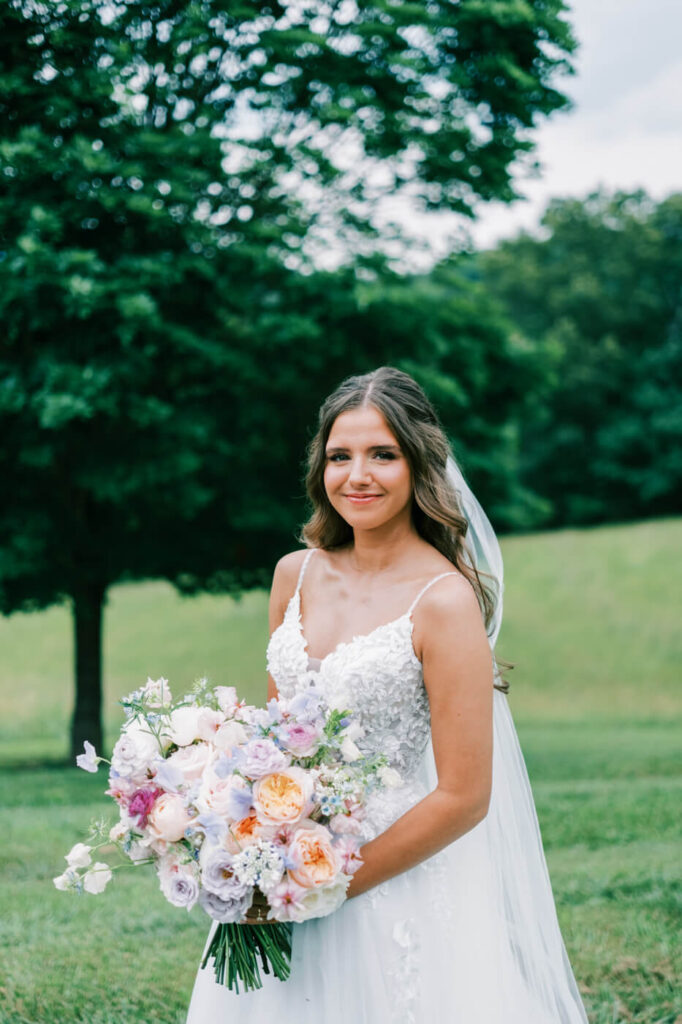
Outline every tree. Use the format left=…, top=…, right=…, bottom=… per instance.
left=478, top=190, right=682, bottom=525
left=0, top=0, right=575, bottom=757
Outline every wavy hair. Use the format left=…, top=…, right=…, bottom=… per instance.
left=299, top=366, right=512, bottom=693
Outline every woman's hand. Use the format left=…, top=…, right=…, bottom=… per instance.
left=240, top=888, right=276, bottom=926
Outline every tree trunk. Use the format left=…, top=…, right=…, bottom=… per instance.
left=70, top=581, right=106, bottom=761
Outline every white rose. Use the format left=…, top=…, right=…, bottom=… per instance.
left=168, top=706, right=204, bottom=747
left=148, top=793, right=193, bottom=842
left=196, top=766, right=238, bottom=818
left=293, top=876, right=350, bottom=922
left=111, top=720, right=160, bottom=780
left=65, top=843, right=92, bottom=869
left=340, top=736, right=362, bottom=763
left=377, top=766, right=404, bottom=788
left=83, top=862, right=113, bottom=894
left=213, top=719, right=248, bottom=752
left=165, top=741, right=213, bottom=781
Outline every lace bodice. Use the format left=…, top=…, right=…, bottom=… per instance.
left=266, top=549, right=458, bottom=840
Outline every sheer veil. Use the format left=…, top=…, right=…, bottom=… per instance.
left=418, top=454, right=590, bottom=1022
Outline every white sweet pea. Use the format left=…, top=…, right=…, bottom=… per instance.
left=341, top=720, right=365, bottom=742
left=53, top=868, right=79, bottom=891
left=76, top=740, right=99, bottom=773
left=340, top=736, right=363, bottom=763
left=65, top=843, right=92, bottom=869
left=83, top=862, right=113, bottom=894
left=377, top=765, right=404, bottom=788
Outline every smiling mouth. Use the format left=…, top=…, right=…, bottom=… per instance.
left=344, top=494, right=382, bottom=502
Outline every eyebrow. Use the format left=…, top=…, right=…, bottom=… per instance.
left=325, top=444, right=402, bottom=454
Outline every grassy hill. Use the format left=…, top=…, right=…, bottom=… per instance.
left=1, top=517, right=680, bottom=1023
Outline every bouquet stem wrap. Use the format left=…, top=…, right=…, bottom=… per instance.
left=203, top=919, right=294, bottom=993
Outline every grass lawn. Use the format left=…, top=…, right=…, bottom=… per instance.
left=1, top=517, right=680, bottom=1023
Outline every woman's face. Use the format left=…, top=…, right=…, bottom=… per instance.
left=323, top=405, right=413, bottom=530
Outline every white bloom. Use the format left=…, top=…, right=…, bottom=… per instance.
left=53, top=868, right=79, bottom=891
left=341, top=720, right=365, bottom=742
left=164, top=741, right=213, bottom=782
left=109, top=822, right=127, bottom=843
left=76, top=740, right=99, bottom=773
left=340, top=736, right=362, bottom=763
left=213, top=719, right=248, bottom=752
left=147, top=793, right=193, bottom=842
left=65, top=843, right=92, bottom=869
left=292, top=876, right=350, bottom=922
left=214, top=686, right=239, bottom=714
left=168, top=706, right=203, bottom=747
left=377, top=765, right=404, bottom=788
left=83, top=862, right=112, bottom=894
left=196, top=708, right=225, bottom=743
left=111, top=720, right=160, bottom=780
left=142, top=677, right=172, bottom=706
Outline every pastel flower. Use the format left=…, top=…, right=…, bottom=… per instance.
left=295, top=876, right=350, bottom=921
left=213, top=719, right=249, bottom=752
left=76, top=740, right=99, bottom=773
left=201, top=847, right=250, bottom=900
left=168, top=706, right=203, bottom=747
left=280, top=720, right=322, bottom=758
left=252, top=767, right=314, bottom=826
left=340, top=735, right=363, bottom=763
left=147, top=793, right=193, bottom=842
left=288, top=822, right=340, bottom=889
left=128, top=787, right=164, bottom=828
left=83, top=862, right=113, bottom=894
left=378, top=765, right=403, bottom=788
left=157, top=858, right=199, bottom=910
left=196, top=708, right=225, bottom=743
left=111, top=721, right=160, bottom=781
left=267, top=876, right=309, bottom=922
left=214, top=686, right=239, bottom=714
left=197, top=766, right=252, bottom=820
left=199, top=887, right=253, bottom=924
left=142, top=677, right=172, bottom=707
left=241, top=739, right=290, bottom=780
left=333, top=835, right=365, bottom=875
left=65, top=843, right=92, bottom=869
left=53, top=868, right=79, bottom=891
left=164, top=741, right=213, bottom=781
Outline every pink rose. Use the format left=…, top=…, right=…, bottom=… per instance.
left=288, top=821, right=340, bottom=889
left=128, top=787, right=164, bottom=828
left=147, top=793, right=193, bottom=842
left=282, top=721, right=322, bottom=757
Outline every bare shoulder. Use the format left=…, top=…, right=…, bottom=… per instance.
left=269, top=548, right=314, bottom=630
left=411, top=572, right=486, bottom=660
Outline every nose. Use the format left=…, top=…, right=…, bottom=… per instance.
left=347, top=454, right=373, bottom=487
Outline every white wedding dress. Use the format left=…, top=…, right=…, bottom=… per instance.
left=186, top=548, right=589, bottom=1023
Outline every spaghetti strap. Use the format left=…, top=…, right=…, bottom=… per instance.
left=294, top=548, right=318, bottom=596
left=407, top=571, right=459, bottom=616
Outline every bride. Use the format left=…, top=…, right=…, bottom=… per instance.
left=186, top=366, right=590, bottom=1023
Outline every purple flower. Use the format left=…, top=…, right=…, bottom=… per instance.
left=128, top=787, right=163, bottom=828
left=201, top=847, right=250, bottom=900
left=199, top=887, right=253, bottom=924
left=240, top=738, right=290, bottom=780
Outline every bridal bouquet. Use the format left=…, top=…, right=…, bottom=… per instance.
left=55, top=677, right=401, bottom=992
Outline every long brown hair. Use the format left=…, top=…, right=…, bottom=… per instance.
left=299, top=366, right=512, bottom=693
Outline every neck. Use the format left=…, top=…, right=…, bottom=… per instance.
left=348, top=514, right=420, bottom=573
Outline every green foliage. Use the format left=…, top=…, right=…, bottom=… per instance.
left=479, top=190, right=682, bottom=525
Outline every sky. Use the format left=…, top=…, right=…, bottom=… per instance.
left=469, top=0, right=682, bottom=248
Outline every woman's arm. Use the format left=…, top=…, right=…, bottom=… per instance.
left=345, top=576, right=494, bottom=900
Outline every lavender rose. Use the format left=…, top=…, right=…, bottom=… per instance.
left=199, top=887, right=253, bottom=924
left=240, top=738, right=291, bottom=780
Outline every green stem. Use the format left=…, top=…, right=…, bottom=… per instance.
left=202, top=921, right=294, bottom=994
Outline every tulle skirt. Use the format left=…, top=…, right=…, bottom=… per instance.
left=186, top=693, right=589, bottom=1024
